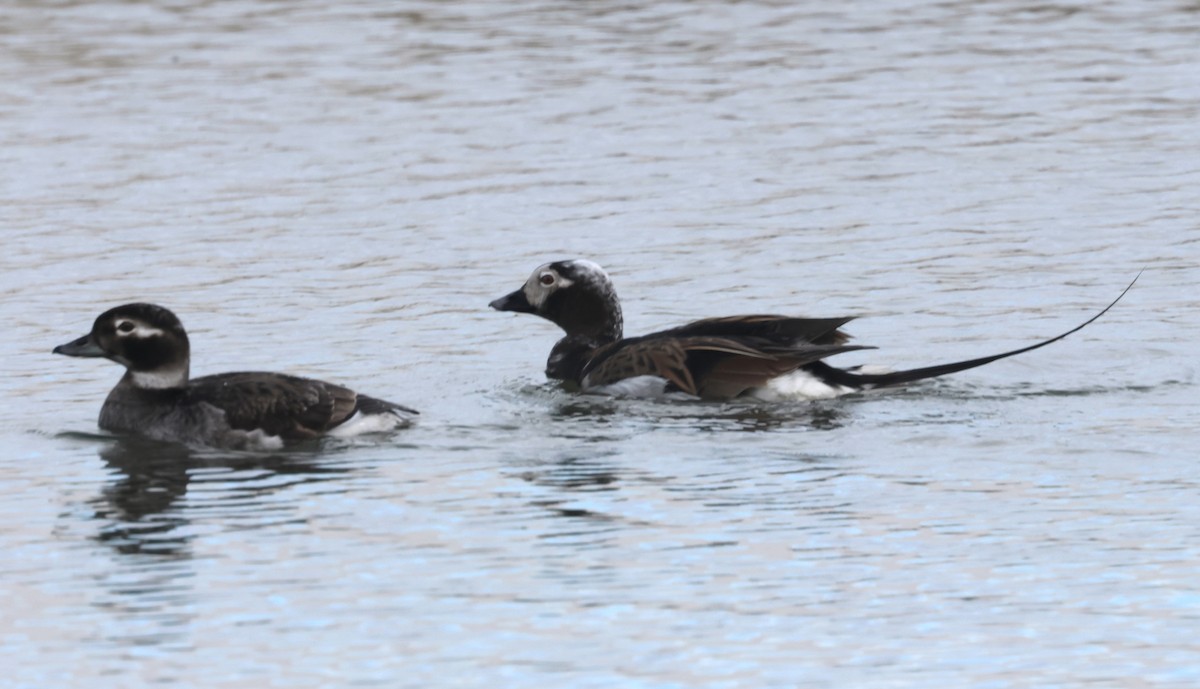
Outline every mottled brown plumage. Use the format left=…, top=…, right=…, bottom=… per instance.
left=489, top=260, right=1138, bottom=400
left=489, top=261, right=875, bottom=398
left=580, top=334, right=871, bottom=400
left=657, top=315, right=855, bottom=346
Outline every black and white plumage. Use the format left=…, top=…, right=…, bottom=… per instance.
left=53, top=303, right=416, bottom=449
left=489, top=260, right=1136, bottom=401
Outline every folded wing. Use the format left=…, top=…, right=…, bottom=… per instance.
left=581, top=315, right=872, bottom=399
left=186, top=372, right=397, bottom=440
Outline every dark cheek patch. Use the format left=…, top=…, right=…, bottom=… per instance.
left=123, top=337, right=179, bottom=371
left=541, top=289, right=566, bottom=318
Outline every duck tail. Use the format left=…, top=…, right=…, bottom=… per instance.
left=807, top=271, right=1140, bottom=391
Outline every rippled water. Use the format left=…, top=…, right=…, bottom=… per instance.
left=2, top=0, right=1198, bottom=686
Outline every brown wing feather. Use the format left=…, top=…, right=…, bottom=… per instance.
left=582, top=334, right=873, bottom=399
left=584, top=340, right=699, bottom=395
left=699, top=355, right=808, bottom=399
left=647, top=346, right=698, bottom=396
left=660, top=315, right=855, bottom=346
left=696, top=344, right=869, bottom=398
left=188, top=372, right=360, bottom=440
left=584, top=337, right=764, bottom=393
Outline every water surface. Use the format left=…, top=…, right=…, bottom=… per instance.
left=2, top=1, right=1198, bottom=687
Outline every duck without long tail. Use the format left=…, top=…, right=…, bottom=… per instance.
left=489, top=260, right=1137, bottom=400
left=53, top=303, right=417, bottom=449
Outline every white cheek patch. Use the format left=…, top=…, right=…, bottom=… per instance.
left=522, top=270, right=574, bottom=309
left=522, top=279, right=545, bottom=308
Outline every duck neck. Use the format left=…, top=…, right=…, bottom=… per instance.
left=555, top=285, right=623, bottom=344
left=545, top=284, right=623, bottom=382
left=125, top=362, right=190, bottom=390
left=547, top=335, right=608, bottom=382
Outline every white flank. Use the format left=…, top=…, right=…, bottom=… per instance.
left=237, top=429, right=285, bottom=451
left=584, top=375, right=671, bottom=398
left=749, top=369, right=856, bottom=401
left=328, top=410, right=414, bottom=438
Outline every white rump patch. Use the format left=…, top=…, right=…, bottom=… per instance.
left=749, top=369, right=857, bottom=401
left=328, top=410, right=415, bottom=438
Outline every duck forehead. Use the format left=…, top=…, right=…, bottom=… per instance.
left=527, top=261, right=559, bottom=283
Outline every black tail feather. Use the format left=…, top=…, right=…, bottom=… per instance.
left=806, top=271, right=1140, bottom=391
left=357, top=394, right=419, bottom=416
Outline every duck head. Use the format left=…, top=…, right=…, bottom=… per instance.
left=54, top=303, right=191, bottom=389
left=489, top=260, right=624, bottom=342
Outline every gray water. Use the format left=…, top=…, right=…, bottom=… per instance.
left=2, top=1, right=1199, bottom=687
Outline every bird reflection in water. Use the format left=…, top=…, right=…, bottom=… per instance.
left=92, top=437, right=353, bottom=557
left=526, top=400, right=849, bottom=535
left=550, top=396, right=850, bottom=433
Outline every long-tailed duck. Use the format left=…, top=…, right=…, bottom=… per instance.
left=489, top=260, right=1136, bottom=400
left=53, top=303, right=416, bottom=449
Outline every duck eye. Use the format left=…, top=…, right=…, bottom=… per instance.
left=539, top=273, right=555, bottom=286
left=117, top=321, right=135, bottom=334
